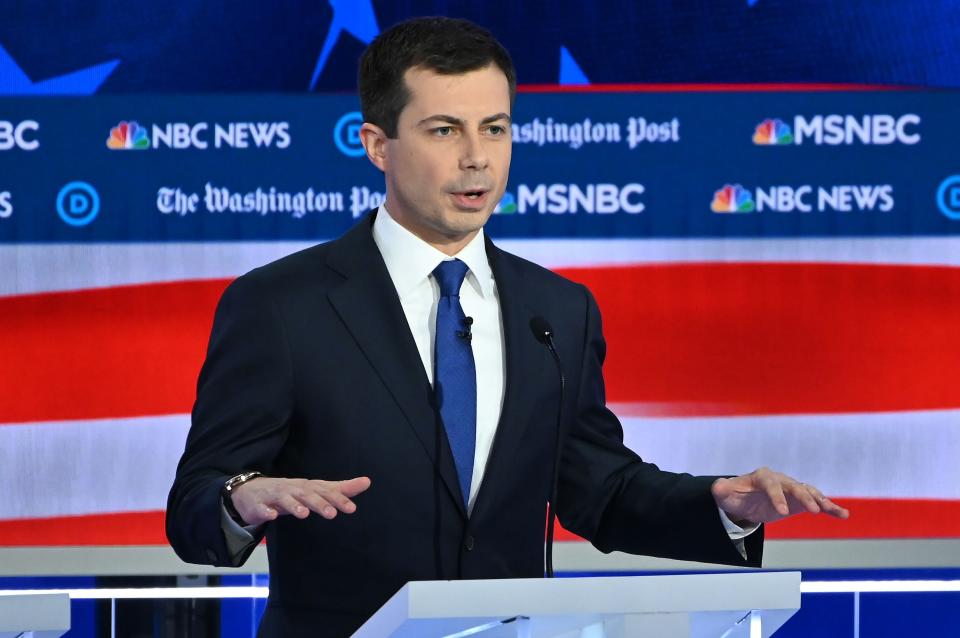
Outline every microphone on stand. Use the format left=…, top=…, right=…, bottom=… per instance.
left=457, top=316, right=474, bottom=341
left=529, top=316, right=564, bottom=578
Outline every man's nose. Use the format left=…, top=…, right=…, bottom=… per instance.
left=459, top=131, right=489, bottom=171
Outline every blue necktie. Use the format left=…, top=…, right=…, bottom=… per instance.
left=433, top=259, right=477, bottom=508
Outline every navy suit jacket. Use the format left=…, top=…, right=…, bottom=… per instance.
left=167, top=211, right=762, bottom=637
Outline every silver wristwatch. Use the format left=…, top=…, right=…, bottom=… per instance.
left=222, top=471, right=263, bottom=524
left=224, top=471, right=263, bottom=494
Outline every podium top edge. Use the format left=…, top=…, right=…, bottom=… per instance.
left=407, top=571, right=801, bottom=590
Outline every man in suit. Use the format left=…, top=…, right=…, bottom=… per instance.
left=167, top=16, right=848, bottom=637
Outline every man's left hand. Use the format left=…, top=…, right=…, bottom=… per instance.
left=711, top=467, right=850, bottom=526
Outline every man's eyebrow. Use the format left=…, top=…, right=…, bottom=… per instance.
left=416, top=113, right=512, bottom=127
left=481, top=112, right=512, bottom=125
left=417, top=114, right=465, bottom=127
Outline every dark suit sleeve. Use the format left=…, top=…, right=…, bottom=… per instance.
left=166, top=273, right=294, bottom=567
left=555, top=286, right=762, bottom=567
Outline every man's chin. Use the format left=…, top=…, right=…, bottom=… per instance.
left=443, top=209, right=493, bottom=233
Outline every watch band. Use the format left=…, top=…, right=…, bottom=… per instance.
left=223, top=471, right=263, bottom=524
left=224, top=471, right=263, bottom=494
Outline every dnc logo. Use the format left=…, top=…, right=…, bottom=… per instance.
left=711, top=184, right=755, bottom=213
left=107, top=121, right=150, bottom=150
left=752, top=118, right=793, bottom=145
left=56, top=181, right=100, bottom=226
left=334, top=111, right=365, bottom=157
left=937, top=175, right=960, bottom=220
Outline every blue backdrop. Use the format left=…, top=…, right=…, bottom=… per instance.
left=2, top=1, right=959, bottom=95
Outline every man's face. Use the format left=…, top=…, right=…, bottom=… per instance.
left=364, top=65, right=512, bottom=252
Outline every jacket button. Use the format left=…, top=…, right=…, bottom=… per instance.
left=464, top=535, right=475, bottom=551
left=205, top=549, right=218, bottom=562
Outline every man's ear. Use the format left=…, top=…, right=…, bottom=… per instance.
left=360, top=123, right=389, bottom=172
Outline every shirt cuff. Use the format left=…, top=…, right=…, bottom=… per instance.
left=220, top=498, right=264, bottom=560
left=718, top=507, right=761, bottom=540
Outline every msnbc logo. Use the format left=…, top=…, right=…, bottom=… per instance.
left=494, top=192, right=517, bottom=214
left=752, top=114, right=920, bottom=145
left=752, top=118, right=793, bottom=145
left=107, top=121, right=150, bottom=150
left=711, top=184, right=755, bottom=213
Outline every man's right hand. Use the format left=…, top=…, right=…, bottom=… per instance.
left=229, top=476, right=372, bottom=526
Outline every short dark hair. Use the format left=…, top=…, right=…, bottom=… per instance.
left=359, top=16, right=516, bottom=138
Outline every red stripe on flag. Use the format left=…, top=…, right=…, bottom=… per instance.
left=0, top=511, right=169, bottom=546
left=2, top=263, right=959, bottom=423
left=0, top=280, right=229, bottom=424
left=552, top=498, right=960, bottom=541
left=767, top=498, right=960, bottom=539
left=558, top=263, right=960, bottom=416
left=518, top=83, right=906, bottom=93
left=1, top=498, right=958, bottom=546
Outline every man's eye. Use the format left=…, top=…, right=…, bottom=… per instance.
left=434, top=126, right=453, bottom=136
left=488, top=125, right=505, bottom=135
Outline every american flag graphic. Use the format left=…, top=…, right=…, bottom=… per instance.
left=3, top=235, right=959, bottom=555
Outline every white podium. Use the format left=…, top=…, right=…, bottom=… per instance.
left=0, top=592, right=70, bottom=638
left=353, top=572, right=800, bottom=638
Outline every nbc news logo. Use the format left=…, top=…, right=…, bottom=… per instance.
left=107, top=121, right=150, bottom=150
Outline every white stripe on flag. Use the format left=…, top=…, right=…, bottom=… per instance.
left=615, top=407, right=960, bottom=500
left=3, top=408, right=957, bottom=520
left=0, top=242, right=314, bottom=297
left=509, top=237, right=960, bottom=271
left=3, top=236, right=960, bottom=296
left=0, top=415, right=189, bottom=519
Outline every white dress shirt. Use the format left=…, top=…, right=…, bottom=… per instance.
left=372, top=205, right=504, bottom=514
left=371, top=205, right=756, bottom=545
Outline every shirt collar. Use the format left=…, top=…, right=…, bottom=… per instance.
left=372, top=204, right=495, bottom=300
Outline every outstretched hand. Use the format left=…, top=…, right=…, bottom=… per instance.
left=711, top=467, right=849, bottom=526
left=230, top=476, right=372, bottom=526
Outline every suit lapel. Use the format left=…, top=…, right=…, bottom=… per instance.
left=325, top=215, right=467, bottom=518
left=471, top=239, right=543, bottom=517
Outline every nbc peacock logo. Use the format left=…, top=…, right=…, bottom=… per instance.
left=711, top=184, right=755, bottom=213
left=106, top=121, right=150, bottom=150
left=494, top=191, right=517, bottom=214
left=752, top=118, right=793, bottom=145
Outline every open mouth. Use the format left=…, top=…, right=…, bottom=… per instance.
left=452, top=190, right=490, bottom=208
